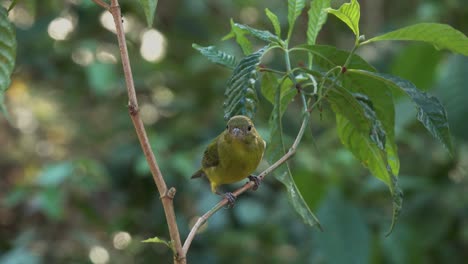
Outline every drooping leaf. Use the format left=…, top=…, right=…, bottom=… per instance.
left=292, top=44, right=375, bottom=71
left=307, top=0, right=331, bottom=45
left=326, top=0, right=360, bottom=37
left=287, top=0, right=306, bottom=40
left=223, top=19, right=253, bottom=55
left=142, top=236, right=175, bottom=253
left=265, top=76, right=322, bottom=230
left=363, top=23, right=468, bottom=56
left=265, top=8, right=281, bottom=37
left=139, top=0, right=158, bottom=27
left=328, top=86, right=386, bottom=154
left=335, top=113, right=402, bottom=234
left=192, top=44, right=237, bottom=69
left=350, top=70, right=454, bottom=155
left=328, top=83, right=403, bottom=234
left=0, top=7, right=17, bottom=116
left=343, top=73, right=399, bottom=175
left=224, top=47, right=267, bottom=120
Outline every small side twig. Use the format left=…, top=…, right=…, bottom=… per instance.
left=182, top=113, right=309, bottom=254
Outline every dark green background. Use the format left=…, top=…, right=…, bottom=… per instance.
left=1, top=0, right=467, bottom=263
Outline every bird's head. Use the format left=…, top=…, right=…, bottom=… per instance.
left=225, top=115, right=256, bottom=140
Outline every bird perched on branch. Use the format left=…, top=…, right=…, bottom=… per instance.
left=191, top=115, right=266, bottom=205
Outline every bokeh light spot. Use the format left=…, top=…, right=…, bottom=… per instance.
left=48, top=16, right=75, bottom=41
left=113, top=231, right=132, bottom=250
left=72, top=47, right=94, bottom=66
left=89, top=246, right=109, bottom=264
left=140, top=29, right=167, bottom=63
left=140, top=103, right=160, bottom=125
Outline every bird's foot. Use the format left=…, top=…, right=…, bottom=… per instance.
left=248, top=175, right=261, bottom=191
left=224, top=192, right=236, bottom=208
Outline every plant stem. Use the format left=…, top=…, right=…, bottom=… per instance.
left=93, top=0, right=184, bottom=263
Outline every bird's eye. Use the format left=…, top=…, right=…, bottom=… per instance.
left=226, top=125, right=229, bottom=130
left=247, top=125, right=252, bottom=131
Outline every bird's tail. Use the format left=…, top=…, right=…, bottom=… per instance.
left=191, top=169, right=206, bottom=179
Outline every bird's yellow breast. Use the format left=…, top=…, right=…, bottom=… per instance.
left=205, top=134, right=264, bottom=187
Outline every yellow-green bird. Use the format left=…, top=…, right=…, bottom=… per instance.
left=191, top=115, right=266, bottom=204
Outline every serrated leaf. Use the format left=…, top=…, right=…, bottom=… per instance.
left=363, top=23, right=468, bottom=56
left=265, top=8, right=281, bottom=37
left=139, top=0, right=158, bottom=27
left=265, top=75, right=321, bottom=230
left=307, top=0, right=331, bottom=45
left=0, top=7, right=17, bottom=116
left=343, top=73, right=399, bottom=175
left=387, top=173, right=403, bottom=236
left=326, top=0, right=360, bottom=37
left=350, top=70, right=454, bottom=155
left=223, top=19, right=253, bottom=55
left=142, top=236, right=175, bottom=253
left=292, top=44, right=375, bottom=71
left=224, top=47, right=267, bottom=120
left=192, top=44, right=237, bottom=69
left=228, top=22, right=282, bottom=45
left=287, top=0, right=306, bottom=40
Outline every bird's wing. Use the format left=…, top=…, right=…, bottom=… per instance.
left=202, top=136, right=220, bottom=168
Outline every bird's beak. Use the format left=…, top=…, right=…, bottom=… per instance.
left=231, top=127, right=243, bottom=137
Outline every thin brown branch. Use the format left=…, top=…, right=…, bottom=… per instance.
left=94, top=0, right=185, bottom=263
left=182, top=113, right=310, bottom=254
left=91, top=0, right=109, bottom=10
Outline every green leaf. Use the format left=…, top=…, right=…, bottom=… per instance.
left=326, top=0, right=360, bottom=37
left=265, top=8, right=281, bottom=37
left=287, top=0, right=306, bottom=40
left=260, top=73, right=296, bottom=114
left=328, top=83, right=403, bottom=234
left=226, top=22, right=282, bottom=45
left=335, top=113, right=402, bottom=235
left=363, top=23, right=468, bottom=56
left=0, top=7, right=17, bottom=116
left=224, top=47, right=267, bottom=120
left=328, top=86, right=386, bottom=154
left=350, top=69, right=454, bottom=155
left=139, top=0, right=158, bottom=27
left=292, top=44, right=375, bottom=71
left=343, top=73, right=399, bottom=175
left=266, top=106, right=322, bottom=230
left=223, top=19, right=253, bottom=55
left=7, top=0, right=18, bottom=12
left=192, top=44, right=237, bottom=69
left=307, top=0, right=331, bottom=45
left=142, top=236, right=175, bottom=253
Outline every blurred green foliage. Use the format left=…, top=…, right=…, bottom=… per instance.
left=1, top=0, right=467, bottom=263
